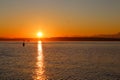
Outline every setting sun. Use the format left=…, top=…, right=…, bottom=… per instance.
left=37, top=32, right=43, bottom=38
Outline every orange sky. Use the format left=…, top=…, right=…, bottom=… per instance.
left=0, top=0, right=120, bottom=38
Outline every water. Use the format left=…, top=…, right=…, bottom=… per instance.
left=0, top=41, right=120, bottom=80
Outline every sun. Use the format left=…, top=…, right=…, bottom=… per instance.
left=37, top=32, right=43, bottom=38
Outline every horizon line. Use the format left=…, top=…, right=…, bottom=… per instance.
left=0, top=37, right=120, bottom=41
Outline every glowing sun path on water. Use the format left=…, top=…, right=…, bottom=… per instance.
left=34, top=41, right=45, bottom=80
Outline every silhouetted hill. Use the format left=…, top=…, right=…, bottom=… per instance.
left=97, top=32, right=120, bottom=38
left=0, top=37, right=120, bottom=41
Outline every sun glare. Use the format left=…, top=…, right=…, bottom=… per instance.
left=37, top=32, right=43, bottom=38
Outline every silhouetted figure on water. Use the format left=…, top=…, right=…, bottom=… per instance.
left=23, top=42, right=25, bottom=47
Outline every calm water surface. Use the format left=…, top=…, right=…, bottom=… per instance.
left=0, top=41, right=120, bottom=80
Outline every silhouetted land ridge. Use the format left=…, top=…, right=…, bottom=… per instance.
left=0, top=37, right=120, bottom=41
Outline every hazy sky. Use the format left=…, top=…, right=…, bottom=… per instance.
left=0, top=0, right=120, bottom=38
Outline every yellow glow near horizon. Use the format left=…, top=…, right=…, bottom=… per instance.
left=37, top=32, right=43, bottom=38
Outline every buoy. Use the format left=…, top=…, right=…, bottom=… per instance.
left=23, top=42, right=25, bottom=47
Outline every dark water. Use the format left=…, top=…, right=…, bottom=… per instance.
left=0, top=41, right=120, bottom=80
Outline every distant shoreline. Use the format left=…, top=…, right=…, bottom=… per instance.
left=0, top=37, right=120, bottom=41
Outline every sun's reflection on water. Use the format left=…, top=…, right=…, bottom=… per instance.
left=34, top=41, right=45, bottom=80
